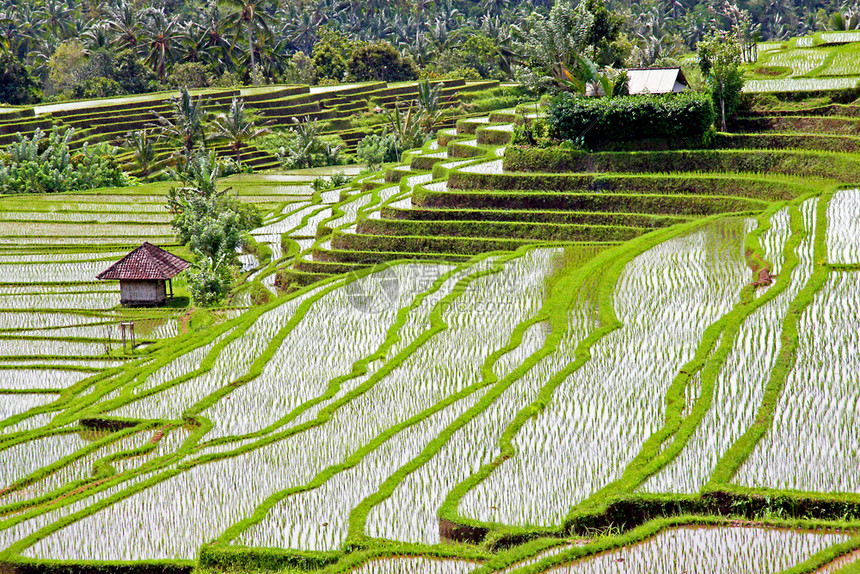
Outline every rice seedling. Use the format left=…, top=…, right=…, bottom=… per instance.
left=0, top=430, right=154, bottom=507
left=744, top=78, right=859, bottom=92
left=0, top=470, right=159, bottom=554
left=0, top=252, right=126, bottom=264
left=458, top=160, right=504, bottom=175
left=0, top=312, right=108, bottom=332
left=543, top=526, right=849, bottom=574
left=344, top=556, right=481, bottom=574
left=27, top=195, right=166, bottom=204
left=0, top=261, right=122, bottom=284
left=368, top=297, right=598, bottom=545
left=0, top=395, right=58, bottom=429
left=200, top=263, right=451, bottom=441
left=759, top=208, right=791, bottom=276
left=1, top=412, right=56, bottom=435
left=756, top=42, right=785, bottom=53
left=458, top=220, right=753, bottom=525
left=0, top=203, right=166, bottom=213
left=734, top=270, right=860, bottom=491
left=0, top=292, right=116, bottom=311
left=0, top=223, right=172, bottom=238
left=762, top=48, right=828, bottom=76
left=0, top=433, right=89, bottom=489
left=819, top=50, right=860, bottom=76
left=641, top=201, right=817, bottom=493
left=110, top=331, right=231, bottom=398
left=497, top=543, right=581, bottom=573
left=253, top=204, right=325, bottom=236
left=208, top=250, right=563, bottom=549
left=109, top=287, right=328, bottom=420
left=0, top=212, right=171, bottom=224
left=826, top=188, right=860, bottom=264
left=821, top=32, right=860, bottom=44
left=20, top=422, right=381, bottom=560
left=0, top=369, right=92, bottom=390
left=0, top=338, right=115, bottom=358
left=292, top=206, right=334, bottom=237
left=234, top=392, right=484, bottom=551
left=440, top=160, right=476, bottom=170
left=0, top=236, right=174, bottom=247
left=324, top=193, right=375, bottom=230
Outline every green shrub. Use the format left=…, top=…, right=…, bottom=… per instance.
left=347, top=41, right=418, bottom=82
left=547, top=91, right=716, bottom=146
left=184, top=261, right=233, bottom=307
left=70, top=76, right=125, bottom=99
left=0, top=51, right=42, bottom=104
left=274, top=120, right=344, bottom=169
left=248, top=282, right=272, bottom=306
left=168, top=62, right=214, bottom=88
left=0, top=127, right=131, bottom=194
left=356, top=133, right=399, bottom=170
left=511, top=118, right=556, bottom=148
left=169, top=150, right=262, bottom=307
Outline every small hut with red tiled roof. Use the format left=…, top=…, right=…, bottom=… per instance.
left=97, top=243, right=190, bottom=306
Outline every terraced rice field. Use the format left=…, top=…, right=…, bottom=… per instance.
left=2, top=86, right=860, bottom=574
left=745, top=37, right=860, bottom=91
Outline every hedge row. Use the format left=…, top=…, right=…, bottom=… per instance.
left=502, top=147, right=860, bottom=182
left=356, top=218, right=643, bottom=242
left=715, top=133, right=860, bottom=153
left=739, top=86, right=860, bottom=105
left=312, top=244, right=470, bottom=264
left=475, top=127, right=513, bottom=146
left=742, top=103, right=860, bottom=118
left=448, top=141, right=486, bottom=158
left=547, top=91, right=715, bottom=145
left=731, top=115, right=860, bottom=135
left=380, top=205, right=690, bottom=228
left=198, top=544, right=339, bottom=571
left=413, top=188, right=770, bottom=215
left=447, top=170, right=806, bottom=200
left=330, top=229, right=559, bottom=255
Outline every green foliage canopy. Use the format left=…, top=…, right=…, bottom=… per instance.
left=546, top=91, right=716, bottom=145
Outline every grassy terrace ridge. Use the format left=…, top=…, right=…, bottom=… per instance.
left=0, top=80, right=504, bottom=175
left=3, top=82, right=860, bottom=574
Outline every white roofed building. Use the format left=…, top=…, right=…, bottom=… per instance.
left=626, top=67, right=689, bottom=95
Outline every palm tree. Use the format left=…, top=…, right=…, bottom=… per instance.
left=190, top=3, right=234, bottom=73
left=479, top=0, right=510, bottom=19
left=38, top=0, right=73, bottom=39
left=220, top=0, right=272, bottom=86
left=83, top=24, right=111, bottom=52
left=151, top=87, right=207, bottom=157
left=125, top=129, right=156, bottom=178
left=283, top=10, right=317, bottom=54
left=211, top=97, right=270, bottom=162
left=141, top=9, right=182, bottom=81
left=108, top=2, right=141, bottom=51
left=416, top=79, right=443, bottom=133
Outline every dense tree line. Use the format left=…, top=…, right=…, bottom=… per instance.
left=0, top=0, right=853, bottom=104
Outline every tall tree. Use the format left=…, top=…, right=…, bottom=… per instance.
left=211, top=96, right=270, bottom=162
left=698, top=29, right=744, bottom=132
left=152, top=87, right=207, bottom=156
left=141, top=9, right=183, bottom=81
left=221, top=0, right=271, bottom=85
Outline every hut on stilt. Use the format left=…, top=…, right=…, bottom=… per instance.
left=97, top=242, right=190, bottom=306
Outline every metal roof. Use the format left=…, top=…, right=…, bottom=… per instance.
left=97, top=242, right=190, bottom=281
left=626, top=67, right=688, bottom=95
